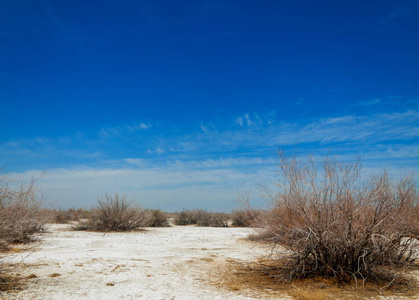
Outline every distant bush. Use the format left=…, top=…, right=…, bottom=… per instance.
left=198, top=211, right=229, bottom=227
left=257, top=153, right=419, bottom=284
left=84, top=193, right=151, bottom=231
left=54, top=208, right=90, bottom=224
left=146, top=209, right=170, bottom=227
left=174, top=210, right=195, bottom=225
left=174, top=209, right=229, bottom=227
left=231, top=209, right=264, bottom=227
left=0, top=173, right=45, bottom=248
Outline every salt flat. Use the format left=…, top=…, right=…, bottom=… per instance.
left=3, top=224, right=289, bottom=300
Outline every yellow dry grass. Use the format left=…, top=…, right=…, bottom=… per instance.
left=207, top=257, right=419, bottom=300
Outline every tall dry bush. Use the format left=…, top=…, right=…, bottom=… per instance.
left=85, top=193, right=151, bottom=231
left=259, top=154, right=418, bottom=283
left=0, top=173, right=45, bottom=248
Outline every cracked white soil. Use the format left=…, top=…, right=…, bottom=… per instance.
left=2, top=224, right=291, bottom=300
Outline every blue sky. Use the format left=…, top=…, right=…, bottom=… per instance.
left=1, top=0, right=418, bottom=211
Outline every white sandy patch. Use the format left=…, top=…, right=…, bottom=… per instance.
left=2, top=224, right=290, bottom=300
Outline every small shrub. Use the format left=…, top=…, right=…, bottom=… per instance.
left=54, top=208, right=89, bottom=224
left=72, top=221, right=89, bottom=231
left=197, top=211, right=229, bottom=227
left=146, top=209, right=170, bottom=227
left=231, top=209, right=264, bottom=227
left=0, top=173, right=44, bottom=293
left=174, top=209, right=200, bottom=225
left=174, top=209, right=229, bottom=227
left=54, top=209, right=71, bottom=224
left=85, top=193, right=151, bottom=231
left=258, top=153, right=419, bottom=284
left=0, top=173, right=45, bottom=247
left=192, top=209, right=210, bottom=226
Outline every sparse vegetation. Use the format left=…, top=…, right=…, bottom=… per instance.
left=230, top=209, right=264, bottom=227
left=0, top=173, right=45, bottom=248
left=290, top=286, right=331, bottom=300
left=82, top=193, right=151, bottom=231
left=54, top=208, right=90, bottom=224
left=256, top=153, right=419, bottom=286
left=146, top=209, right=170, bottom=227
left=0, top=172, right=45, bottom=293
left=173, top=210, right=195, bottom=225
left=174, top=209, right=229, bottom=227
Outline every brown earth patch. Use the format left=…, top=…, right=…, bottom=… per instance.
left=209, top=258, right=419, bottom=300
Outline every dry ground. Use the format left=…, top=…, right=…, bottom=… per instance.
left=0, top=224, right=418, bottom=300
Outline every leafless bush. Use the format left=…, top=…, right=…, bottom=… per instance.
left=197, top=211, right=229, bottom=227
left=174, top=209, right=229, bottom=227
left=54, top=208, right=90, bottom=224
left=231, top=209, right=264, bottom=227
left=174, top=210, right=196, bottom=225
left=258, top=153, right=418, bottom=284
left=84, top=193, right=151, bottom=231
left=0, top=173, right=45, bottom=248
left=146, top=209, right=170, bottom=227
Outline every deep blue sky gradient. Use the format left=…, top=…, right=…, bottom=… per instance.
left=1, top=1, right=418, bottom=210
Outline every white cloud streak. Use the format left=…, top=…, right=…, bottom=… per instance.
left=152, top=110, right=419, bottom=156
left=3, top=107, right=417, bottom=211
left=100, top=122, right=152, bottom=138
left=17, top=156, right=275, bottom=211
left=0, top=110, right=417, bottom=174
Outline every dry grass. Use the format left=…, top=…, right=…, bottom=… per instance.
left=210, top=257, right=419, bottom=299
left=289, top=287, right=332, bottom=300
left=0, top=263, right=27, bottom=293
left=0, top=274, right=22, bottom=292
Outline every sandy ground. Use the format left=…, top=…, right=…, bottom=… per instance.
left=2, top=224, right=290, bottom=300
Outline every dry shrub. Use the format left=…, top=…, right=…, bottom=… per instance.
left=54, top=208, right=90, bottom=224
left=231, top=209, right=264, bottom=227
left=174, top=209, right=229, bottom=227
left=193, top=210, right=229, bottom=227
left=258, top=153, right=419, bottom=284
left=146, top=209, right=170, bottom=227
left=174, top=210, right=195, bottom=225
left=84, top=193, right=151, bottom=231
left=0, top=173, right=45, bottom=248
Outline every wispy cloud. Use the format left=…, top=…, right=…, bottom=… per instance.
left=155, top=146, right=164, bottom=154
left=135, top=123, right=152, bottom=130
left=1, top=110, right=418, bottom=173
left=152, top=110, right=419, bottom=156
left=13, top=146, right=416, bottom=212
left=358, top=98, right=382, bottom=107
left=125, top=156, right=275, bottom=170
left=4, top=108, right=417, bottom=211
left=99, top=122, right=152, bottom=138
left=17, top=155, right=275, bottom=211
left=235, top=113, right=253, bottom=127
left=234, top=112, right=274, bottom=128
